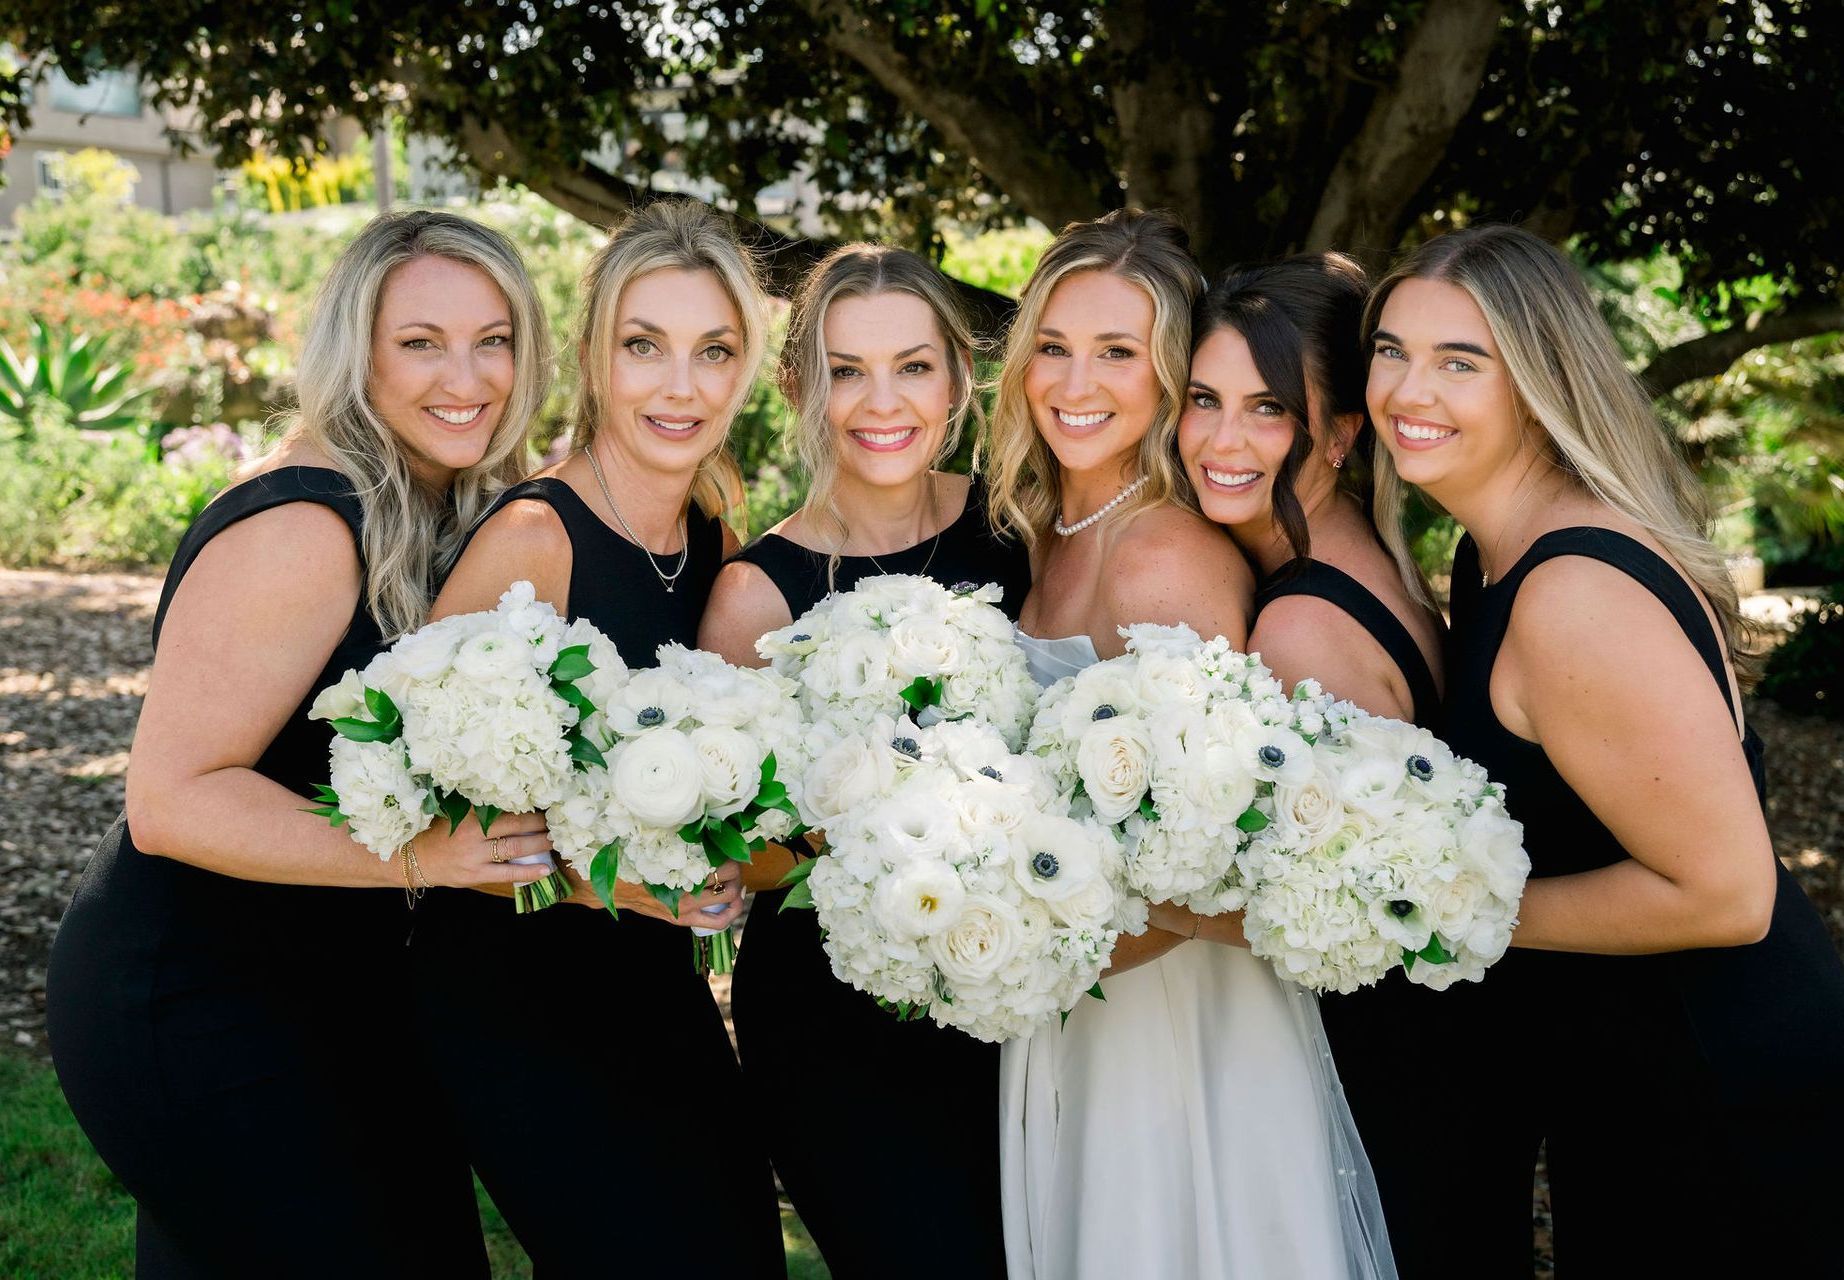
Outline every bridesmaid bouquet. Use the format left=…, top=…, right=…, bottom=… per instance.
left=1026, top=622, right=1333, bottom=916
left=545, top=643, right=809, bottom=972
left=783, top=717, right=1146, bottom=1042
left=757, top=573, right=1039, bottom=753
left=1238, top=712, right=1529, bottom=993
left=307, top=580, right=615, bottom=911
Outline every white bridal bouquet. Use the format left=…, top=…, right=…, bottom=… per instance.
left=756, top=573, right=1039, bottom=758
left=1026, top=622, right=1326, bottom=916
left=1237, top=711, right=1529, bottom=993
left=782, top=716, right=1146, bottom=1042
left=307, top=580, right=612, bottom=911
left=545, top=642, right=808, bottom=972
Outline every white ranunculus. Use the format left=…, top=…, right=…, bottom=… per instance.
left=308, top=668, right=368, bottom=722
left=1076, top=716, right=1154, bottom=824
left=927, top=893, right=1022, bottom=987
left=872, top=859, right=967, bottom=941
left=1457, top=803, right=1530, bottom=902
left=611, top=728, right=705, bottom=828
left=389, top=619, right=468, bottom=682
left=690, top=725, right=761, bottom=818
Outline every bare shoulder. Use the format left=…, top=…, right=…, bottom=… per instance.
left=469, top=495, right=571, bottom=558
left=437, top=497, right=572, bottom=618
left=1250, top=593, right=1407, bottom=717
left=699, top=558, right=793, bottom=667
left=1102, top=508, right=1253, bottom=643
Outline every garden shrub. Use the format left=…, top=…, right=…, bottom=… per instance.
left=1759, top=587, right=1844, bottom=720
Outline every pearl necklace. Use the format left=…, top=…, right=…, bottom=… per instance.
left=1054, top=475, right=1148, bottom=537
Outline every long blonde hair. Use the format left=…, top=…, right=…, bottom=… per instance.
left=1364, top=225, right=1757, bottom=675
left=779, top=243, right=983, bottom=565
left=984, top=208, right=1205, bottom=545
left=286, top=210, right=551, bottom=639
left=571, top=199, right=771, bottom=522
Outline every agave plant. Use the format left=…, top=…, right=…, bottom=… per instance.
left=0, top=314, right=157, bottom=435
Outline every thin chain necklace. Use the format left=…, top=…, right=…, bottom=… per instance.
left=862, top=473, right=943, bottom=577
left=1055, top=474, right=1148, bottom=537
left=583, top=447, right=689, bottom=594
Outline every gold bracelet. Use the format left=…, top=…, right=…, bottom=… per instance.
left=400, top=840, right=427, bottom=907
left=1189, top=913, right=1203, bottom=940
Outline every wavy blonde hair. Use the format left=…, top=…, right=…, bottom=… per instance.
left=283, top=210, right=551, bottom=639
left=571, top=199, right=771, bottom=522
left=984, top=208, right=1205, bottom=545
left=779, top=243, right=983, bottom=571
left=1365, top=225, right=1758, bottom=676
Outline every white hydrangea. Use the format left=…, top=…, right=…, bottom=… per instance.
left=758, top=573, right=1039, bottom=759
left=1239, top=709, right=1529, bottom=994
left=800, top=717, right=1144, bottom=1043
left=546, top=642, right=810, bottom=898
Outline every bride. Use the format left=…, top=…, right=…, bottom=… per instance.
left=983, top=209, right=1396, bottom=1279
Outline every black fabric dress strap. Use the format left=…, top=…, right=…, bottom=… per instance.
left=1256, top=558, right=1441, bottom=729
left=729, top=529, right=825, bottom=617
left=1491, top=526, right=1739, bottom=723
left=153, top=466, right=365, bottom=651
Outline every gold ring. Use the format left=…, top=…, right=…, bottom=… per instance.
left=491, top=836, right=508, bottom=864
left=706, top=878, right=722, bottom=895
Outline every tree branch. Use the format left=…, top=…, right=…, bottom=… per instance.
left=1303, top=0, right=1504, bottom=260
left=1641, top=305, right=1844, bottom=396
left=453, top=115, right=1016, bottom=331
left=796, top=0, right=1110, bottom=232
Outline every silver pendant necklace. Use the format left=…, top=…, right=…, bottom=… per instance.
left=863, top=473, right=944, bottom=577
left=583, top=447, right=689, bottom=593
left=1054, top=475, right=1148, bottom=537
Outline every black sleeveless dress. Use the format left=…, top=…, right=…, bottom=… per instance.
left=46, top=467, right=486, bottom=1279
left=1253, top=559, right=1450, bottom=1275
left=1433, top=528, right=1844, bottom=1277
left=406, top=477, right=785, bottom=1279
left=727, top=479, right=1030, bottom=1279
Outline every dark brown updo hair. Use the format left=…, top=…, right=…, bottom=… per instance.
left=1190, top=252, right=1369, bottom=562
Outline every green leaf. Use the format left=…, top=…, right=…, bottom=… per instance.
left=780, top=878, right=815, bottom=911
left=363, top=685, right=401, bottom=728
left=754, top=780, right=788, bottom=807
left=588, top=843, right=621, bottom=920
left=679, top=817, right=708, bottom=844
left=437, top=790, right=471, bottom=836
left=776, top=857, right=818, bottom=889
left=567, top=732, right=607, bottom=769
left=706, top=819, right=751, bottom=865
left=1416, top=935, right=1456, bottom=966
left=474, top=803, right=503, bottom=836
left=898, top=675, right=943, bottom=711
left=648, top=882, right=684, bottom=918
left=759, top=752, right=778, bottom=786
left=1087, top=982, right=1107, bottom=1002
left=1137, top=794, right=1158, bottom=821
left=554, top=681, right=596, bottom=716
left=328, top=715, right=399, bottom=744
left=1235, top=806, right=1270, bottom=834
left=548, top=644, right=595, bottom=683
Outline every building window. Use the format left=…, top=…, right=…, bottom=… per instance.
left=47, top=67, right=143, bottom=118
left=36, top=153, right=64, bottom=197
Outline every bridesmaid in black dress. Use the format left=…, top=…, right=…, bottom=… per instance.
left=1173, top=253, right=1443, bottom=1266
left=1365, top=225, right=1844, bottom=1276
left=409, top=199, right=784, bottom=1278
left=45, top=211, right=558, bottom=1277
left=699, top=244, right=1029, bottom=1278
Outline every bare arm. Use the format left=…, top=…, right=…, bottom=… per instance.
left=124, top=502, right=545, bottom=891
left=1501, top=560, right=1775, bottom=953
left=1248, top=595, right=1414, bottom=721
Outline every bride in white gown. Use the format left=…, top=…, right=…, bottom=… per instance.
left=981, top=209, right=1395, bottom=1279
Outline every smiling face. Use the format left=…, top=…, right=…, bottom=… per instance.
left=1178, top=326, right=1302, bottom=530
left=596, top=265, right=745, bottom=478
left=368, top=255, right=516, bottom=486
left=1023, top=270, right=1161, bottom=479
left=1367, top=277, right=1531, bottom=505
left=822, top=290, right=956, bottom=490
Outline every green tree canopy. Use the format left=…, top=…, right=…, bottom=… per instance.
left=5, top=0, right=1841, bottom=390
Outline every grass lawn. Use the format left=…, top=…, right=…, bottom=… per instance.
left=1, top=1052, right=829, bottom=1278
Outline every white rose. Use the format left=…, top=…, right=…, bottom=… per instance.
left=872, top=858, right=967, bottom=940
left=611, top=728, right=705, bottom=828
left=690, top=726, right=760, bottom=818
left=389, top=619, right=469, bottom=682
left=1270, top=767, right=1345, bottom=848
left=1076, top=716, right=1153, bottom=824
left=803, top=733, right=900, bottom=825
left=886, top=615, right=964, bottom=679
left=926, top=893, right=1023, bottom=987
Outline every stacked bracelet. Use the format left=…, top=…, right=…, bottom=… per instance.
left=400, top=840, right=428, bottom=907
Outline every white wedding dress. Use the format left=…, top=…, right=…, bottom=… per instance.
left=1001, top=632, right=1397, bottom=1280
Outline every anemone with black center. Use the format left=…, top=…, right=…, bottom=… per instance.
left=979, top=765, right=1003, bottom=781
left=892, top=736, right=921, bottom=759
left=1388, top=900, right=1415, bottom=919
left=1259, top=744, right=1287, bottom=768
left=1407, top=755, right=1433, bottom=781
left=637, top=706, right=666, bottom=728
left=1031, top=852, right=1060, bottom=879
left=1091, top=705, right=1117, bottom=721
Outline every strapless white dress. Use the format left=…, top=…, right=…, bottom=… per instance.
left=1000, top=631, right=1396, bottom=1280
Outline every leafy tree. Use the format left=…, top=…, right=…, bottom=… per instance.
left=5, top=1, right=1841, bottom=388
